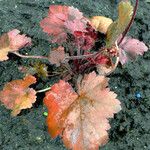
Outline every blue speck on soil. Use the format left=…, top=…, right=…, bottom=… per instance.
left=135, top=92, right=142, bottom=99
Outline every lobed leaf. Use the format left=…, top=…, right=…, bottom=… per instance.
left=48, top=46, right=66, bottom=66
left=0, top=75, right=37, bottom=116
left=90, top=16, right=113, bottom=34
left=44, top=72, right=121, bottom=150
left=40, top=5, right=88, bottom=43
left=0, top=29, right=31, bottom=61
left=119, top=36, right=148, bottom=64
left=106, top=1, right=133, bottom=47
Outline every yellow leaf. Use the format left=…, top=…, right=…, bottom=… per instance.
left=90, top=16, right=113, bottom=34
left=106, top=1, right=133, bottom=47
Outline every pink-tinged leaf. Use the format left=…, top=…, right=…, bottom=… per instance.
left=0, top=30, right=31, bottom=61
left=0, top=75, right=37, bottom=116
left=48, top=46, right=66, bottom=66
left=8, top=29, right=31, bottom=50
left=68, top=6, right=83, bottom=20
left=40, top=5, right=68, bottom=43
left=64, top=6, right=88, bottom=34
left=44, top=72, right=121, bottom=150
left=64, top=19, right=87, bottom=34
left=119, top=36, right=148, bottom=64
left=40, top=5, right=88, bottom=43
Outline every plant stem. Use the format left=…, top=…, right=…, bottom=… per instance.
left=118, top=0, right=139, bottom=45
left=36, top=87, right=51, bottom=93
left=64, top=52, right=97, bottom=61
left=11, top=51, right=49, bottom=61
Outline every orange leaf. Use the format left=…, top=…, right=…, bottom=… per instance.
left=44, top=72, right=121, bottom=150
left=0, top=75, right=37, bottom=116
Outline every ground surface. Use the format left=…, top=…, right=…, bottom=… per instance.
left=0, top=0, right=150, bottom=150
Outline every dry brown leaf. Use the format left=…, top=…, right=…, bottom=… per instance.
left=0, top=75, right=37, bottom=116
left=90, top=16, right=113, bottom=34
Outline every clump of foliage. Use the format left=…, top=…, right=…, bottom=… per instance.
left=0, top=0, right=148, bottom=149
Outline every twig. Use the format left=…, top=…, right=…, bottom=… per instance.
left=118, top=0, right=139, bottom=45
left=64, top=52, right=97, bottom=61
left=11, top=51, right=49, bottom=61
left=36, top=87, right=51, bottom=93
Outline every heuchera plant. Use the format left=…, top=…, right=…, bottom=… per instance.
left=0, top=0, right=148, bottom=149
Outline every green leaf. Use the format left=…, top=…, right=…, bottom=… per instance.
left=106, top=1, right=133, bottom=48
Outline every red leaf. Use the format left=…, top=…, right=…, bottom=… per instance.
left=0, top=75, right=37, bottom=116
left=44, top=72, right=121, bottom=150
left=119, top=36, right=148, bottom=64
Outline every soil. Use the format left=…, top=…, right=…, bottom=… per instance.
left=0, top=0, right=150, bottom=150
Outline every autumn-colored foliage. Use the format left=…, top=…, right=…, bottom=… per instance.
left=90, top=16, right=113, bottom=34
left=0, top=75, right=37, bottom=116
left=40, top=5, right=88, bottom=43
left=106, top=1, right=133, bottom=47
left=0, top=29, right=31, bottom=61
left=119, top=36, right=148, bottom=64
left=8, top=29, right=31, bottom=50
left=48, top=46, right=66, bottom=66
left=44, top=72, right=121, bottom=150
left=0, top=0, right=148, bottom=149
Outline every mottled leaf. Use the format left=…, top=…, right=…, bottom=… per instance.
left=0, top=29, right=31, bottom=61
left=0, top=75, right=37, bottom=116
left=40, top=5, right=88, bottom=43
left=44, top=72, right=121, bottom=150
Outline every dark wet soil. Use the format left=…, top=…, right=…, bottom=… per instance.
left=0, top=0, right=150, bottom=149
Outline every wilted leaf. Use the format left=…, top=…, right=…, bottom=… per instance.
left=44, top=72, right=121, bottom=150
left=90, top=16, right=113, bottom=34
left=0, top=29, right=31, bottom=61
left=0, top=75, right=37, bottom=116
left=106, top=1, right=133, bottom=47
left=119, top=36, right=148, bottom=64
left=49, top=46, right=66, bottom=66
